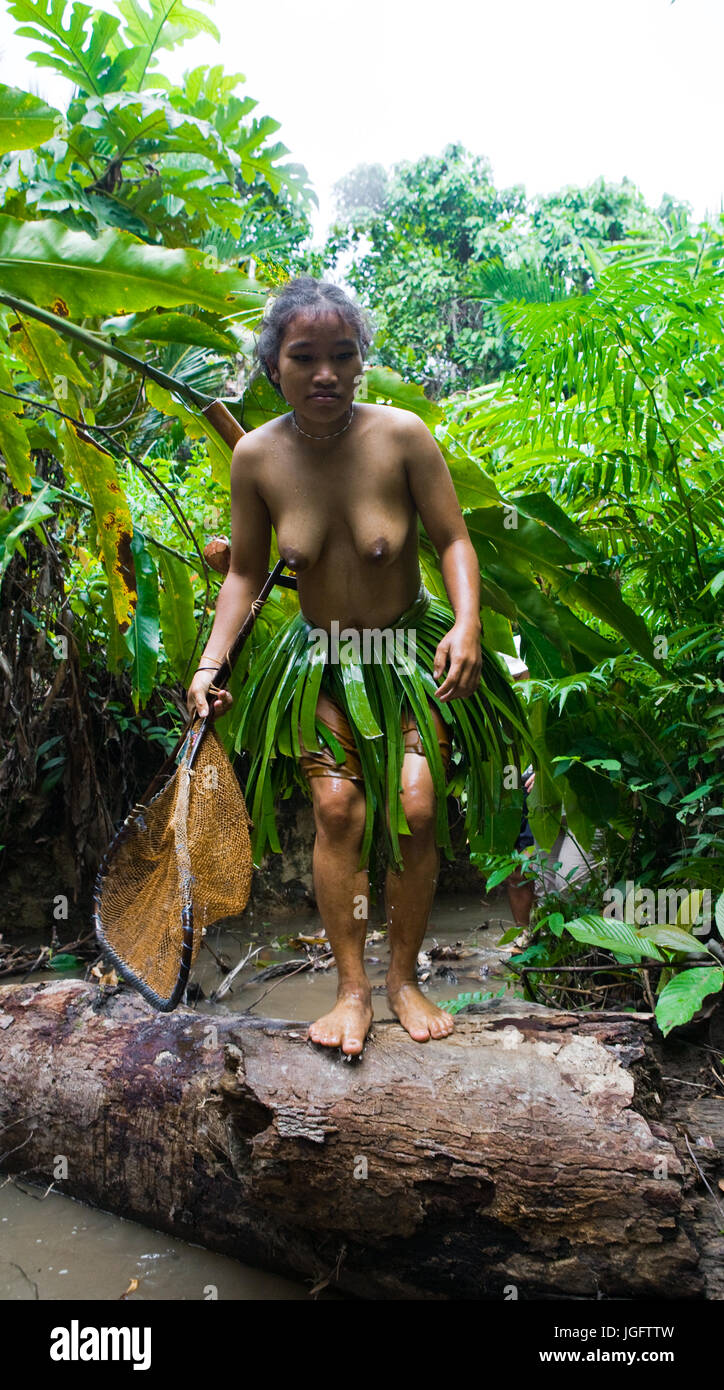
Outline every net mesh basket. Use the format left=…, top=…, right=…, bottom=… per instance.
left=94, top=728, right=253, bottom=1008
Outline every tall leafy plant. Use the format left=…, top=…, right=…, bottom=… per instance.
left=0, top=0, right=317, bottom=684
left=0, top=0, right=314, bottom=870
left=441, top=224, right=724, bottom=898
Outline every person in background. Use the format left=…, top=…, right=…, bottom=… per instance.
left=499, top=641, right=601, bottom=947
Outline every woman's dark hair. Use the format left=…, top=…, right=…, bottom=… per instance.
left=256, top=276, right=374, bottom=395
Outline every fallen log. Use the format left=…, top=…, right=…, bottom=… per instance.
left=0, top=979, right=713, bottom=1299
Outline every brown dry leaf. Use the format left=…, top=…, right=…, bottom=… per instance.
left=100, top=968, right=119, bottom=989
left=429, top=944, right=467, bottom=961
left=120, top=1277, right=139, bottom=1299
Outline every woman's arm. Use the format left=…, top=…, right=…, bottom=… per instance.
left=187, top=435, right=272, bottom=718
left=402, top=413, right=483, bottom=702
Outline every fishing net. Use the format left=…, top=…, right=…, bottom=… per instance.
left=93, top=559, right=288, bottom=1013
left=94, top=726, right=253, bottom=1011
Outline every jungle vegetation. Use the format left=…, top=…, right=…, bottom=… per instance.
left=0, top=0, right=722, bottom=1030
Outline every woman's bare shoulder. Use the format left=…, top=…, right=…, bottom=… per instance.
left=357, top=402, right=428, bottom=437
left=231, top=412, right=290, bottom=463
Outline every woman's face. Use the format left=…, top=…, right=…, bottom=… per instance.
left=271, top=309, right=363, bottom=424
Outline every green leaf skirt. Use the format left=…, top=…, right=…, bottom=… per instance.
left=229, top=583, right=537, bottom=882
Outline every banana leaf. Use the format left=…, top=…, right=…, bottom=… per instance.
left=230, top=584, right=544, bottom=882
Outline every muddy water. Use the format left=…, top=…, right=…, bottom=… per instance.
left=0, top=1183, right=317, bottom=1300
left=194, top=891, right=515, bottom=1021
left=1, top=891, right=518, bottom=1300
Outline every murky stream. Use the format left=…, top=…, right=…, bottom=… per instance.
left=1, top=891, right=518, bottom=1300
left=196, top=890, right=515, bottom=1018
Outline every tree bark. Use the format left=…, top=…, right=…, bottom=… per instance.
left=0, top=979, right=715, bottom=1299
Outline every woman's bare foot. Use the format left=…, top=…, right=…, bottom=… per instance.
left=386, top=979, right=455, bottom=1042
left=308, top=989, right=373, bottom=1056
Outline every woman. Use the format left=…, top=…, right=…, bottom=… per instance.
left=188, top=277, right=532, bottom=1056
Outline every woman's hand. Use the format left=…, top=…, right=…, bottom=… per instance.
left=186, top=667, right=233, bottom=720
left=432, top=622, right=483, bottom=701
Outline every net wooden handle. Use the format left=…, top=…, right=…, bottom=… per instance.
left=136, top=391, right=282, bottom=802
left=201, top=399, right=245, bottom=449
left=185, top=556, right=288, bottom=772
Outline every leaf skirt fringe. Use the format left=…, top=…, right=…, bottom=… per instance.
left=229, top=584, right=537, bottom=880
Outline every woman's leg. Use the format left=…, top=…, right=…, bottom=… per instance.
left=298, top=693, right=375, bottom=1053
left=305, top=775, right=374, bottom=1055
left=299, top=691, right=453, bottom=1047
left=506, top=863, right=535, bottom=928
left=384, top=703, right=454, bottom=1042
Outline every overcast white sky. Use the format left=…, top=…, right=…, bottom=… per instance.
left=1, top=0, right=721, bottom=237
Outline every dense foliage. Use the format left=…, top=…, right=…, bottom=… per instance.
left=0, top=0, right=313, bottom=877
left=0, top=0, right=721, bottom=1027
left=434, top=227, right=724, bottom=1024
left=327, top=143, right=690, bottom=396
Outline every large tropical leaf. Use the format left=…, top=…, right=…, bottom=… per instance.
left=58, top=416, right=136, bottom=627
left=111, top=0, right=220, bottom=90
left=511, top=491, right=602, bottom=563
left=240, top=372, right=289, bottom=430
left=13, top=314, right=92, bottom=395
left=485, top=563, right=574, bottom=663
left=564, top=913, right=665, bottom=962
left=655, top=967, right=723, bottom=1037
left=641, top=926, right=710, bottom=955
left=467, top=505, right=591, bottom=575
left=124, top=529, right=159, bottom=709
left=525, top=693, right=563, bottom=851
left=145, top=381, right=233, bottom=487
left=466, top=507, right=661, bottom=667
left=554, top=571, right=662, bottom=669
left=0, top=215, right=266, bottom=318
left=0, top=353, right=33, bottom=492
left=104, top=310, right=239, bottom=355
left=0, top=485, right=56, bottom=576
left=158, top=548, right=198, bottom=684
left=445, top=446, right=501, bottom=508
left=557, top=773, right=596, bottom=855
left=482, top=607, right=517, bottom=658
left=7, top=0, right=121, bottom=95
left=0, top=84, right=61, bottom=154
left=360, top=365, right=443, bottom=428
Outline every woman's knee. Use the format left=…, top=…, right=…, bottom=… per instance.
left=403, top=790, right=437, bottom=837
left=388, top=780, right=437, bottom=838
left=311, top=777, right=366, bottom=843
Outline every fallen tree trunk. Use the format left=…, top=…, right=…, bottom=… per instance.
left=0, top=979, right=714, bottom=1299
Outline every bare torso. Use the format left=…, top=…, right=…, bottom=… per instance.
left=195, top=305, right=475, bottom=1057
left=251, top=403, right=422, bottom=630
